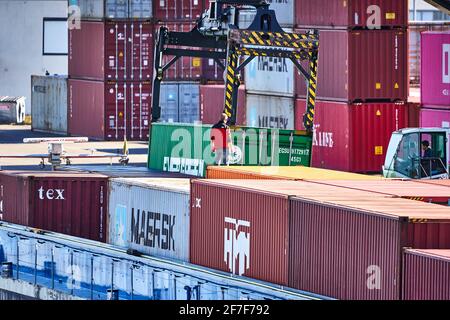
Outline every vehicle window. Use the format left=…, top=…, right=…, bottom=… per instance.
left=394, top=133, right=419, bottom=178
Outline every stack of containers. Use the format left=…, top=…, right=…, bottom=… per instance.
left=68, top=0, right=152, bottom=141
left=420, top=32, right=450, bottom=128
left=244, top=0, right=296, bottom=130
left=154, top=1, right=238, bottom=124
left=294, top=0, right=410, bottom=173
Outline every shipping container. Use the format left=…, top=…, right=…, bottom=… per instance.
left=31, top=75, right=68, bottom=134
left=70, top=0, right=151, bottom=20
left=421, top=32, right=450, bottom=107
left=69, top=21, right=153, bottom=81
left=420, top=107, right=450, bottom=128
left=199, top=84, right=246, bottom=126
left=307, top=179, right=450, bottom=205
left=295, top=99, right=409, bottom=173
left=245, top=37, right=294, bottom=96
left=68, top=79, right=151, bottom=141
left=153, top=0, right=204, bottom=21
left=407, top=102, right=421, bottom=128
left=0, top=171, right=108, bottom=242
left=0, top=97, right=25, bottom=124
left=295, top=29, right=408, bottom=103
left=108, top=178, right=190, bottom=261
left=246, top=94, right=294, bottom=130
left=403, top=249, right=450, bottom=300
left=190, top=179, right=450, bottom=300
left=295, top=0, right=407, bottom=29
left=157, top=22, right=224, bottom=81
left=148, top=123, right=313, bottom=176
left=265, top=0, right=294, bottom=27
left=206, top=166, right=383, bottom=181
left=59, top=165, right=194, bottom=178
left=409, top=23, right=450, bottom=86
left=159, top=82, right=199, bottom=123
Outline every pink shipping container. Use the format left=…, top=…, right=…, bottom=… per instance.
left=153, top=0, right=204, bottom=21
left=199, top=84, right=246, bottom=125
left=157, top=22, right=224, bottom=81
left=68, top=79, right=151, bottom=141
left=69, top=21, right=154, bottom=81
left=403, top=249, right=450, bottom=300
left=420, top=107, right=450, bottom=128
left=295, top=0, right=408, bottom=29
left=295, top=99, right=409, bottom=173
left=0, top=171, right=108, bottom=242
left=295, top=29, right=408, bottom=103
left=421, top=32, right=450, bottom=106
left=190, top=179, right=450, bottom=300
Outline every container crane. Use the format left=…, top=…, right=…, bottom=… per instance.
left=151, top=0, right=320, bottom=131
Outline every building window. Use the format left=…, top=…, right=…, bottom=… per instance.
left=43, top=18, right=68, bottom=55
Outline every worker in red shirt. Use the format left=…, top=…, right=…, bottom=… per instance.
left=210, top=113, right=233, bottom=165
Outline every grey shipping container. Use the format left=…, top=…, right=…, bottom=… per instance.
left=0, top=96, right=25, bottom=124
left=266, top=0, right=294, bottom=26
left=108, top=178, right=190, bottom=261
left=70, top=0, right=151, bottom=19
left=246, top=94, right=295, bottom=130
left=31, top=75, right=68, bottom=134
left=160, top=82, right=200, bottom=123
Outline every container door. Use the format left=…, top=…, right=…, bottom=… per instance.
left=129, top=22, right=153, bottom=81
left=106, top=22, right=128, bottom=80
left=179, top=84, right=200, bottom=123
left=130, top=82, right=151, bottom=140
left=160, top=84, right=179, bottom=122
left=105, top=82, right=127, bottom=140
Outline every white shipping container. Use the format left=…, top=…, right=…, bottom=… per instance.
left=246, top=94, right=294, bottom=130
left=0, top=97, right=25, bottom=124
left=31, top=75, right=67, bottom=134
left=245, top=30, right=295, bottom=97
left=108, top=178, right=190, bottom=262
left=266, top=0, right=294, bottom=26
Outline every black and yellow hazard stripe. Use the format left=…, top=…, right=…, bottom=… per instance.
left=223, top=50, right=239, bottom=120
left=236, top=30, right=319, bottom=51
left=303, top=50, right=318, bottom=131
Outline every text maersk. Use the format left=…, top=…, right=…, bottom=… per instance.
left=131, top=208, right=176, bottom=251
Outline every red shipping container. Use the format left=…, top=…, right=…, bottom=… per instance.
left=69, top=21, right=154, bottom=81
left=190, top=179, right=392, bottom=286
left=295, top=0, right=408, bottom=29
left=153, top=0, right=204, bottom=21
left=295, top=29, right=408, bottom=103
left=407, top=102, right=421, bottom=127
left=0, top=171, right=108, bottom=242
left=295, top=99, right=409, bottom=173
left=403, top=249, right=450, bottom=300
left=420, top=107, right=450, bottom=128
left=190, top=179, right=450, bottom=300
left=306, top=179, right=450, bottom=205
left=68, top=79, right=151, bottom=141
left=421, top=32, right=450, bottom=107
left=199, top=84, right=246, bottom=125
left=157, top=22, right=224, bottom=81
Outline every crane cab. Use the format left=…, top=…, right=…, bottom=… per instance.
left=383, top=128, right=450, bottom=179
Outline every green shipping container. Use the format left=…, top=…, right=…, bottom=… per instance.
left=148, top=123, right=313, bottom=177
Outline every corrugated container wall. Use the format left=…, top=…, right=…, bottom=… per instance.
left=68, top=79, right=151, bottom=141
left=245, top=48, right=294, bottom=97
left=0, top=97, right=25, bottom=125
left=190, top=179, right=450, bottom=300
left=70, top=0, right=151, bottom=19
left=265, top=0, right=294, bottom=27
left=421, top=32, right=450, bottom=107
left=409, top=23, right=450, bottom=87
left=31, top=75, right=68, bottom=134
left=295, top=0, right=408, bottom=29
left=200, top=84, right=246, bottom=126
left=295, top=29, right=408, bottom=103
left=295, top=99, right=409, bottom=173
left=153, top=0, right=204, bottom=21
left=159, top=82, right=199, bottom=123
left=420, top=108, right=450, bottom=128
left=69, top=21, right=154, bottom=81
left=246, top=94, right=294, bottom=130
left=108, top=178, right=190, bottom=261
left=403, top=249, right=450, bottom=300
left=0, top=171, right=108, bottom=243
